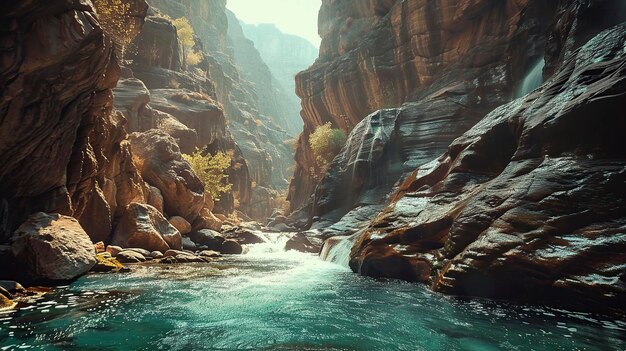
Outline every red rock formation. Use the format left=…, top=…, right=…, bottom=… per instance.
left=349, top=24, right=626, bottom=313
left=0, top=1, right=227, bottom=283
left=289, top=0, right=559, bottom=214
left=0, top=0, right=146, bottom=243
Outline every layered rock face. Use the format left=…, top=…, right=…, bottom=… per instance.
left=0, top=0, right=232, bottom=282
left=0, top=0, right=135, bottom=242
left=289, top=0, right=558, bottom=215
left=348, top=24, right=626, bottom=313
left=142, top=0, right=301, bottom=220
left=117, top=12, right=252, bottom=214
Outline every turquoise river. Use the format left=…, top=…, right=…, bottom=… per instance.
left=1, top=233, right=624, bottom=350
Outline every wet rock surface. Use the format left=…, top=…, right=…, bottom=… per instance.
left=288, top=0, right=558, bottom=216
left=349, top=24, right=626, bottom=314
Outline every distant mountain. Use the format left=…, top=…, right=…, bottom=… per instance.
left=240, top=22, right=319, bottom=130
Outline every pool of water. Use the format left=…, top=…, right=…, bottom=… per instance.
left=1, top=233, right=624, bottom=350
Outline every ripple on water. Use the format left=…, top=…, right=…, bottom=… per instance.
left=0, top=239, right=624, bottom=351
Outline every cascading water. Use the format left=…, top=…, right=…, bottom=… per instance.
left=516, top=58, right=545, bottom=98
left=319, top=234, right=357, bottom=267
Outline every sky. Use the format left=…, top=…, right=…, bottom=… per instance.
left=226, top=0, right=322, bottom=47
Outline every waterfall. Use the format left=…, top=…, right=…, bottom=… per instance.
left=319, top=234, right=357, bottom=267
left=516, top=58, right=545, bottom=98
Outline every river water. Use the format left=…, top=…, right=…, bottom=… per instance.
left=1, top=232, right=624, bottom=350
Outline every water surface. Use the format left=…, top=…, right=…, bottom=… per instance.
left=1, top=233, right=624, bottom=350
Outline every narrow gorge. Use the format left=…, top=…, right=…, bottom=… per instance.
left=0, top=0, right=625, bottom=350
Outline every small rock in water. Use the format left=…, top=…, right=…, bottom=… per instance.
left=126, top=248, right=152, bottom=257
left=116, top=251, right=146, bottom=263
left=199, top=250, right=221, bottom=258
left=220, top=240, right=243, bottom=255
left=106, top=245, right=123, bottom=257
left=163, top=249, right=186, bottom=258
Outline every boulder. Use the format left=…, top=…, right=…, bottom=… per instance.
left=106, top=245, right=124, bottom=257
left=272, top=223, right=295, bottom=232
left=169, top=216, right=191, bottom=235
left=11, top=213, right=96, bottom=282
left=220, top=240, right=243, bottom=255
left=163, top=249, right=187, bottom=258
left=0, top=294, right=15, bottom=310
left=0, top=281, right=26, bottom=295
left=222, top=227, right=265, bottom=244
left=125, top=248, right=152, bottom=257
left=146, top=185, right=164, bottom=214
left=174, top=254, right=206, bottom=263
left=111, top=203, right=182, bottom=253
left=150, top=251, right=164, bottom=259
left=188, top=229, right=225, bottom=249
left=285, top=233, right=320, bottom=253
left=129, top=130, right=205, bottom=224
left=182, top=236, right=197, bottom=251
left=116, top=250, right=146, bottom=263
left=94, top=241, right=105, bottom=254
left=192, top=208, right=223, bottom=232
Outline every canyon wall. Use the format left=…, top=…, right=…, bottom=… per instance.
left=350, top=23, right=626, bottom=313
left=288, top=0, right=559, bottom=220
left=307, top=0, right=626, bottom=313
left=0, top=0, right=232, bottom=283
left=146, top=0, right=299, bottom=220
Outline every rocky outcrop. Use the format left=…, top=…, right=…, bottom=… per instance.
left=127, top=16, right=182, bottom=72
left=348, top=24, right=626, bottom=313
left=0, top=0, right=158, bottom=250
left=121, top=10, right=254, bottom=214
left=111, top=202, right=182, bottom=252
left=142, top=0, right=301, bottom=220
left=289, top=0, right=559, bottom=214
left=129, top=130, right=205, bottom=223
left=11, top=213, right=96, bottom=282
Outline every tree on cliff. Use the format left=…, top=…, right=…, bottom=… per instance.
left=92, top=0, right=139, bottom=58
left=183, top=149, right=232, bottom=201
left=171, top=17, right=203, bottom=66
left=309, top=122, right=346, bottom=176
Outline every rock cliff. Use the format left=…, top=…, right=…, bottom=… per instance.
left=289, top=0, right=559, bottom=217
left=349, top=23, right=626, bottom=313
left=0, top=0, right=139, bottom=243
left=144, top=0, right=301, bottom=220
left=0, top=0, right=229, bottom=281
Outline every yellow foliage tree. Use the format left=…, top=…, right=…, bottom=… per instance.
left=92, top=0, right=139, bottom=58
left=171, top=17, right=203, bottom=66
left=309, top=122, right=347, bottom=173
left=183, top=149, right=233, bottom=201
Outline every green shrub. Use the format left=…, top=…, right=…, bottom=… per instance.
left=183, top=149, right=232, bottom=201
left=309, top=122, right=346, bottom=171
